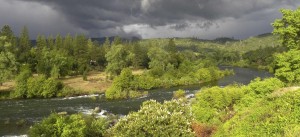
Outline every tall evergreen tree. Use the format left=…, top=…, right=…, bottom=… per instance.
left=73, top=34, right=88, bottom=73
left=105, top=44, right=130, bottom=76
left=54, top=34, right=63, bottom=50
left=47, top=35, right=55, bottom=49
left=112, top=36, right=122, bottom=45
left=103, top=37, right=111, bottom=52
left=18, top=26, right=31, bottom=63
left=0, top=25, right=15, bottom=44
left=36, top=35, right=47, bottom=52
left=0, top=36, right=17, bottom=85
left=63, top=34, right=73, bottom=55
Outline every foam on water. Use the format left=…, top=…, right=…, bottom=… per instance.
left=2, top=135, right=28, bottom=137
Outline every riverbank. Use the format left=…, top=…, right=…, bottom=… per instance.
left=0, top=70, right=147, bottom=100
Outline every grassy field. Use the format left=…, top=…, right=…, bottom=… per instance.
left=61, top=71, right=112, bottom=94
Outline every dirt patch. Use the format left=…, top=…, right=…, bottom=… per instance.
left=0, top=81, right=15, bottom=92
left=61, top=71, right=112, bottom=94
left=270, top=86, right=300, bottom=97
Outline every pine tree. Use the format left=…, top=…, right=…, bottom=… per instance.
left=47, top=35, right=55, bottom=49
left=0, top=36, right=17, bottom=85
left=18, top=26, right=31, bottom=63
left=63, top=34, right=73, bottom=55
left=54, top=34, right=63, bottom=50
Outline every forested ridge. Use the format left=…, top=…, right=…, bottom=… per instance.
left=1, top=7, right=300, bottom=137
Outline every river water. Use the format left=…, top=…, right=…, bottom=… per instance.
left=0, top=67, right=272, bottom=136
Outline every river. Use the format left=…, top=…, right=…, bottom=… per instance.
left=0, top=67, right=272, bottom=136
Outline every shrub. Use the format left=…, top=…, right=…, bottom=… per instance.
left=29, top=113, right=110, bottom=137
left=215, top=90, right=300, bottom=136
left=247, top=77, right=285, bottom=96
left=12, top=67, right=32, bottom=98
left=192, top=86, right=244, bottom=125
left=108, top=99, right=194, bottom=136
left=27, top=75, right=47, bottom=98
left=85, top=117, right=110, bottom=137
left=173, top=89, right=185, bottom=99
left=29, top=113, right=86, bottom=137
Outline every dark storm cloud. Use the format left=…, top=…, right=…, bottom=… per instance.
left=3, top=0, right=300, bottom=38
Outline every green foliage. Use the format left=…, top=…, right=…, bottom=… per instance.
left=13, top=73, right=63, bottom=98
left=105, top=68, right=147, bottom=99
left=147, top=47, right=171, bottom=76
left=36, top=48, right=72, bottom=78
left=18, top=26, right=31, bottom=63
left=273, top=50, right=300, bottom=83
left=107, top=68, right=132, bottom=99
left=215, top=89, right=300, bottom=136
left=29, top=113, right=110, bottom=137
left=108, top=99, right=194, bottom=137
left=85, top=117, right=110, bottom=137
left=29, top=114, right=85, bottom=137
left=243, top=46, right=286, bottom=69
left=105, top=44, right=130, bottom=76
left=247, top=77, right=285, bottom=96
left=272, top=7, right=300, bottom=50
left=133, top=74, right=157, bottom=90
left=12, top=66, right=32, bottom=98
left=173, top=89, right=185, bottom=99
left=27, top=75, right=47, bottom=98
left=192, top=86, right=244, bottom=125
left=42, top=77, right=62, bottom=98
left=0, top=36, right=17, bottom=85
left=0, top=25, right=17, bottom=54
left=191, top=77, right=287, bottom=136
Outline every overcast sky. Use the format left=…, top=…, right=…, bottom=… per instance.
left=0, top=0, right=300, bottom=39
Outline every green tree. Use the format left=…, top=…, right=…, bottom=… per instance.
left=18, top=26, right=31, bottom=63
left=103, top=37, right=111, bottom=52
left=0, top=25, right=17, bottom=54
left=105, top=68, right=133, bottom=99
left=62, top=34, right=73, bottom=53
left=55, top=34, right=63, bottom=50
left=37, top=48, right=71, bottom=78
left=36, top=34, right=47, bottom=52
left=0, top=25, right=14, bottom=42
left=0, top=36, right=17, bottom=85
left=105, top=44, right=130, bottom=76
left=47, top=35, right=55, bottom=49
left=27, top=75, right=47, bottom=98
left=130, top=43, right=149, bottom=69
left=272, top=7, right=300, bottom=83
left=148, top=47, right=170, bottom=76
left=272, top=7, right=300, bottom=50
left=274, top=50, right=300, bottom=83
left=73, top=34, right=88, bottom=73
left=112, top=36, right=122, bottom=45
left=12, top=65, right=31, bottom=98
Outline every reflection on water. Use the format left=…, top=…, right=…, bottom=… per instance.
left=0, top=67, right=272, bottom=136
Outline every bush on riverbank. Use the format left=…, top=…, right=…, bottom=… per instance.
left=108, top=99, right=194, bottom=136
left=105, top=68, right=148, bottom=99
left=12, top=68, right=65, bottom=99
left=29, top=113, right=110, bottom=137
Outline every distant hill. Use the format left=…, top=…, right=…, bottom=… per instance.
left=30, top=36, right=141, bottom=46
left=29, top=33, right=272, bottom=49
left=255, top=33, right=272, bottom=38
